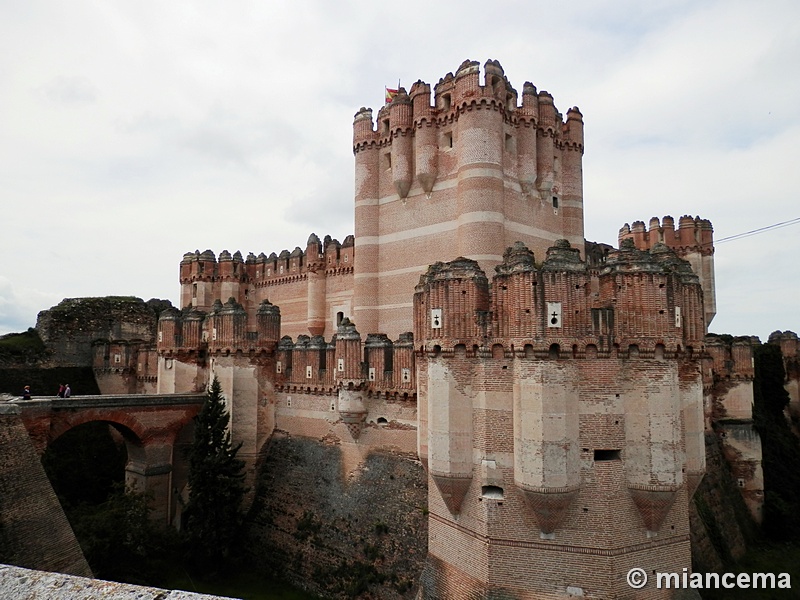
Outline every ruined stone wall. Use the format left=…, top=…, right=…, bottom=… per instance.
left=36, top=297, right=161, bottom=367
left=704, top=335, right=764, bottom=523
left=0, top=404, right=92, bottom=577
left=690, top=433, right=756, bottom=574
left=244, top=435, right=427, bottom=599
left=768, top=330, right=800, bottom=428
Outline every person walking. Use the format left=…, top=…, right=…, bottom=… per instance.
left=22, top=386, right=31, bottom=400
left=57, top=384, right=65, bottom=398
left=63, top=384, right=71, bottom=398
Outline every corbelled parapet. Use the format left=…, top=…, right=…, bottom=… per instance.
left=256, top=299, right=281, bottom=347
left=158, top=297, right=279, bottom=358
left=207, top=297, right=247, bottom=351
left=705, top=334, right=756, bottom=382
left=334, top=318, right=366, bottom=439
left=414, top=257, right=489, bottom=349
left=352, top=58, right=579, bottom=197
left=364, top=333, right=391, bottom=385
left=414, top=239, right=706, bottom=549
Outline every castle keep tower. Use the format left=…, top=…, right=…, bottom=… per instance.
left=414, top=240, right=706, bottom=599
left=353, top=59, right=585, bottom=338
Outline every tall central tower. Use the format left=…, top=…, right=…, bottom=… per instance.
left=352, top=60, right=585, bottom=339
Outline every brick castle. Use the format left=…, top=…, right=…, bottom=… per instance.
left=146, top=60, right=763, bottom=598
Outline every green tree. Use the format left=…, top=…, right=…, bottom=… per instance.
left=184, top=376, right=247, bottom=568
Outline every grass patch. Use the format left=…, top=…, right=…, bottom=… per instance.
left=0, top=328, right=45, bottom=357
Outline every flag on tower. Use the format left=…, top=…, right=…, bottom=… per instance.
left=385, top=87, right=399, bottom=104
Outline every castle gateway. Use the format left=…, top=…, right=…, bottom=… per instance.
left=159, top=60, right=713, bottom=599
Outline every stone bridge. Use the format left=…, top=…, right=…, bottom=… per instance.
left=15, top=394, right=205, bottom=526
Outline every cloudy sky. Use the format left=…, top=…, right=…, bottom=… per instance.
left=2, top=0, right=798, bottom=340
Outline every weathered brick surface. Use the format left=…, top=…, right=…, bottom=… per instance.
left=0, top=405, right=92, bottom=577
left=413, top=243, right=705, bottom=598
left=244, top=435, right=427, bottom=599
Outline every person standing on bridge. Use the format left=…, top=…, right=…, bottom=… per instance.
left=57, top=384, right=65, bottom=398
left=22, top=386, right=31, bottom=400
left=64, top=384, right=71, bottom=398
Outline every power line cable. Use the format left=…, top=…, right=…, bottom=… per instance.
left=715, top=217, right=800, bottom=245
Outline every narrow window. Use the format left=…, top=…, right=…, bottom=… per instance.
left=481, top=486, right=504, bottom=500
left=441, top=93, right=451, bottom=111
left=552, top=196, right=559, bottom=209
left=594, top=449, right=621, bottom=461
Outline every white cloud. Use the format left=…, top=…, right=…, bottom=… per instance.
left=1, top=0, right=798, bottom=339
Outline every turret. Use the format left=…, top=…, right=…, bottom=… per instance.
left=536, top=91, right=556, bottom=196
left=208, top=298, right=247, bottom=352
left=517, top=83, right=539, bottom=196
left=305, top=233, right=326, bottom=336
left=352, top=105, right=380, bottom=335
left=410, top=80, right=437, bottom=195
left=335, top=318, right=366, bottom=438
left=620, top=215, right=716, bottom=328
left=256, top=300, right=281, bottom=348
left=388, top=88, right=413, bottom=199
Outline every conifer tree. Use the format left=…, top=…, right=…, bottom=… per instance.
left=184, top=376, right=247, bottom=567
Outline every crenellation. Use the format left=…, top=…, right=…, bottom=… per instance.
left=413, top=239, right=705, bottom=597
left=148, top=60, right=760, bottom=598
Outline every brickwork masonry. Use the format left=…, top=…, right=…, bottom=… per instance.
left=0, top=404, right=92, bottom=577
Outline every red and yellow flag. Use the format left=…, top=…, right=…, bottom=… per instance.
left=385, top=87, right=399, bottom=104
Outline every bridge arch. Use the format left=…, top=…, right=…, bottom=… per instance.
left=18, top=394, right=204, bottom=525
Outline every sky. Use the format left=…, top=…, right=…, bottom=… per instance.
left=1, top=0, right=799, bottom=340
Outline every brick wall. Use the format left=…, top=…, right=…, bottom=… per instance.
left=0, top=404, right=92, bottom=577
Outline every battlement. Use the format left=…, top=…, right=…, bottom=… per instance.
left=179, top=234, right=355, bottom=288
left=620, top=215, right=716, bottom=328
left=351, top=60, right=586, bottom=338
left=273, top=326, right=416, bottom=397
left=413, top=238, right=706, bottom=358
left=354, top=59, right=583, bottom=152
left=619, top=215, right=713, bottom=255
left=157, top=297, right=281, bottom=355
left=704, top=334, right=757, bottom=381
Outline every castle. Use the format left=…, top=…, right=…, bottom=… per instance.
left=150, top=60, right=760, bottom=598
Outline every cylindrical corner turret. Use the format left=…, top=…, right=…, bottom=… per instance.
left=257, top=300, right=281, bottom=346
left=411, top=81, right=438, bottom=195
left=414, top=258, right=489, bottom=348
left=353, top=107, right=376, bottom=147
left=389, top=88, right=413, bottom=199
